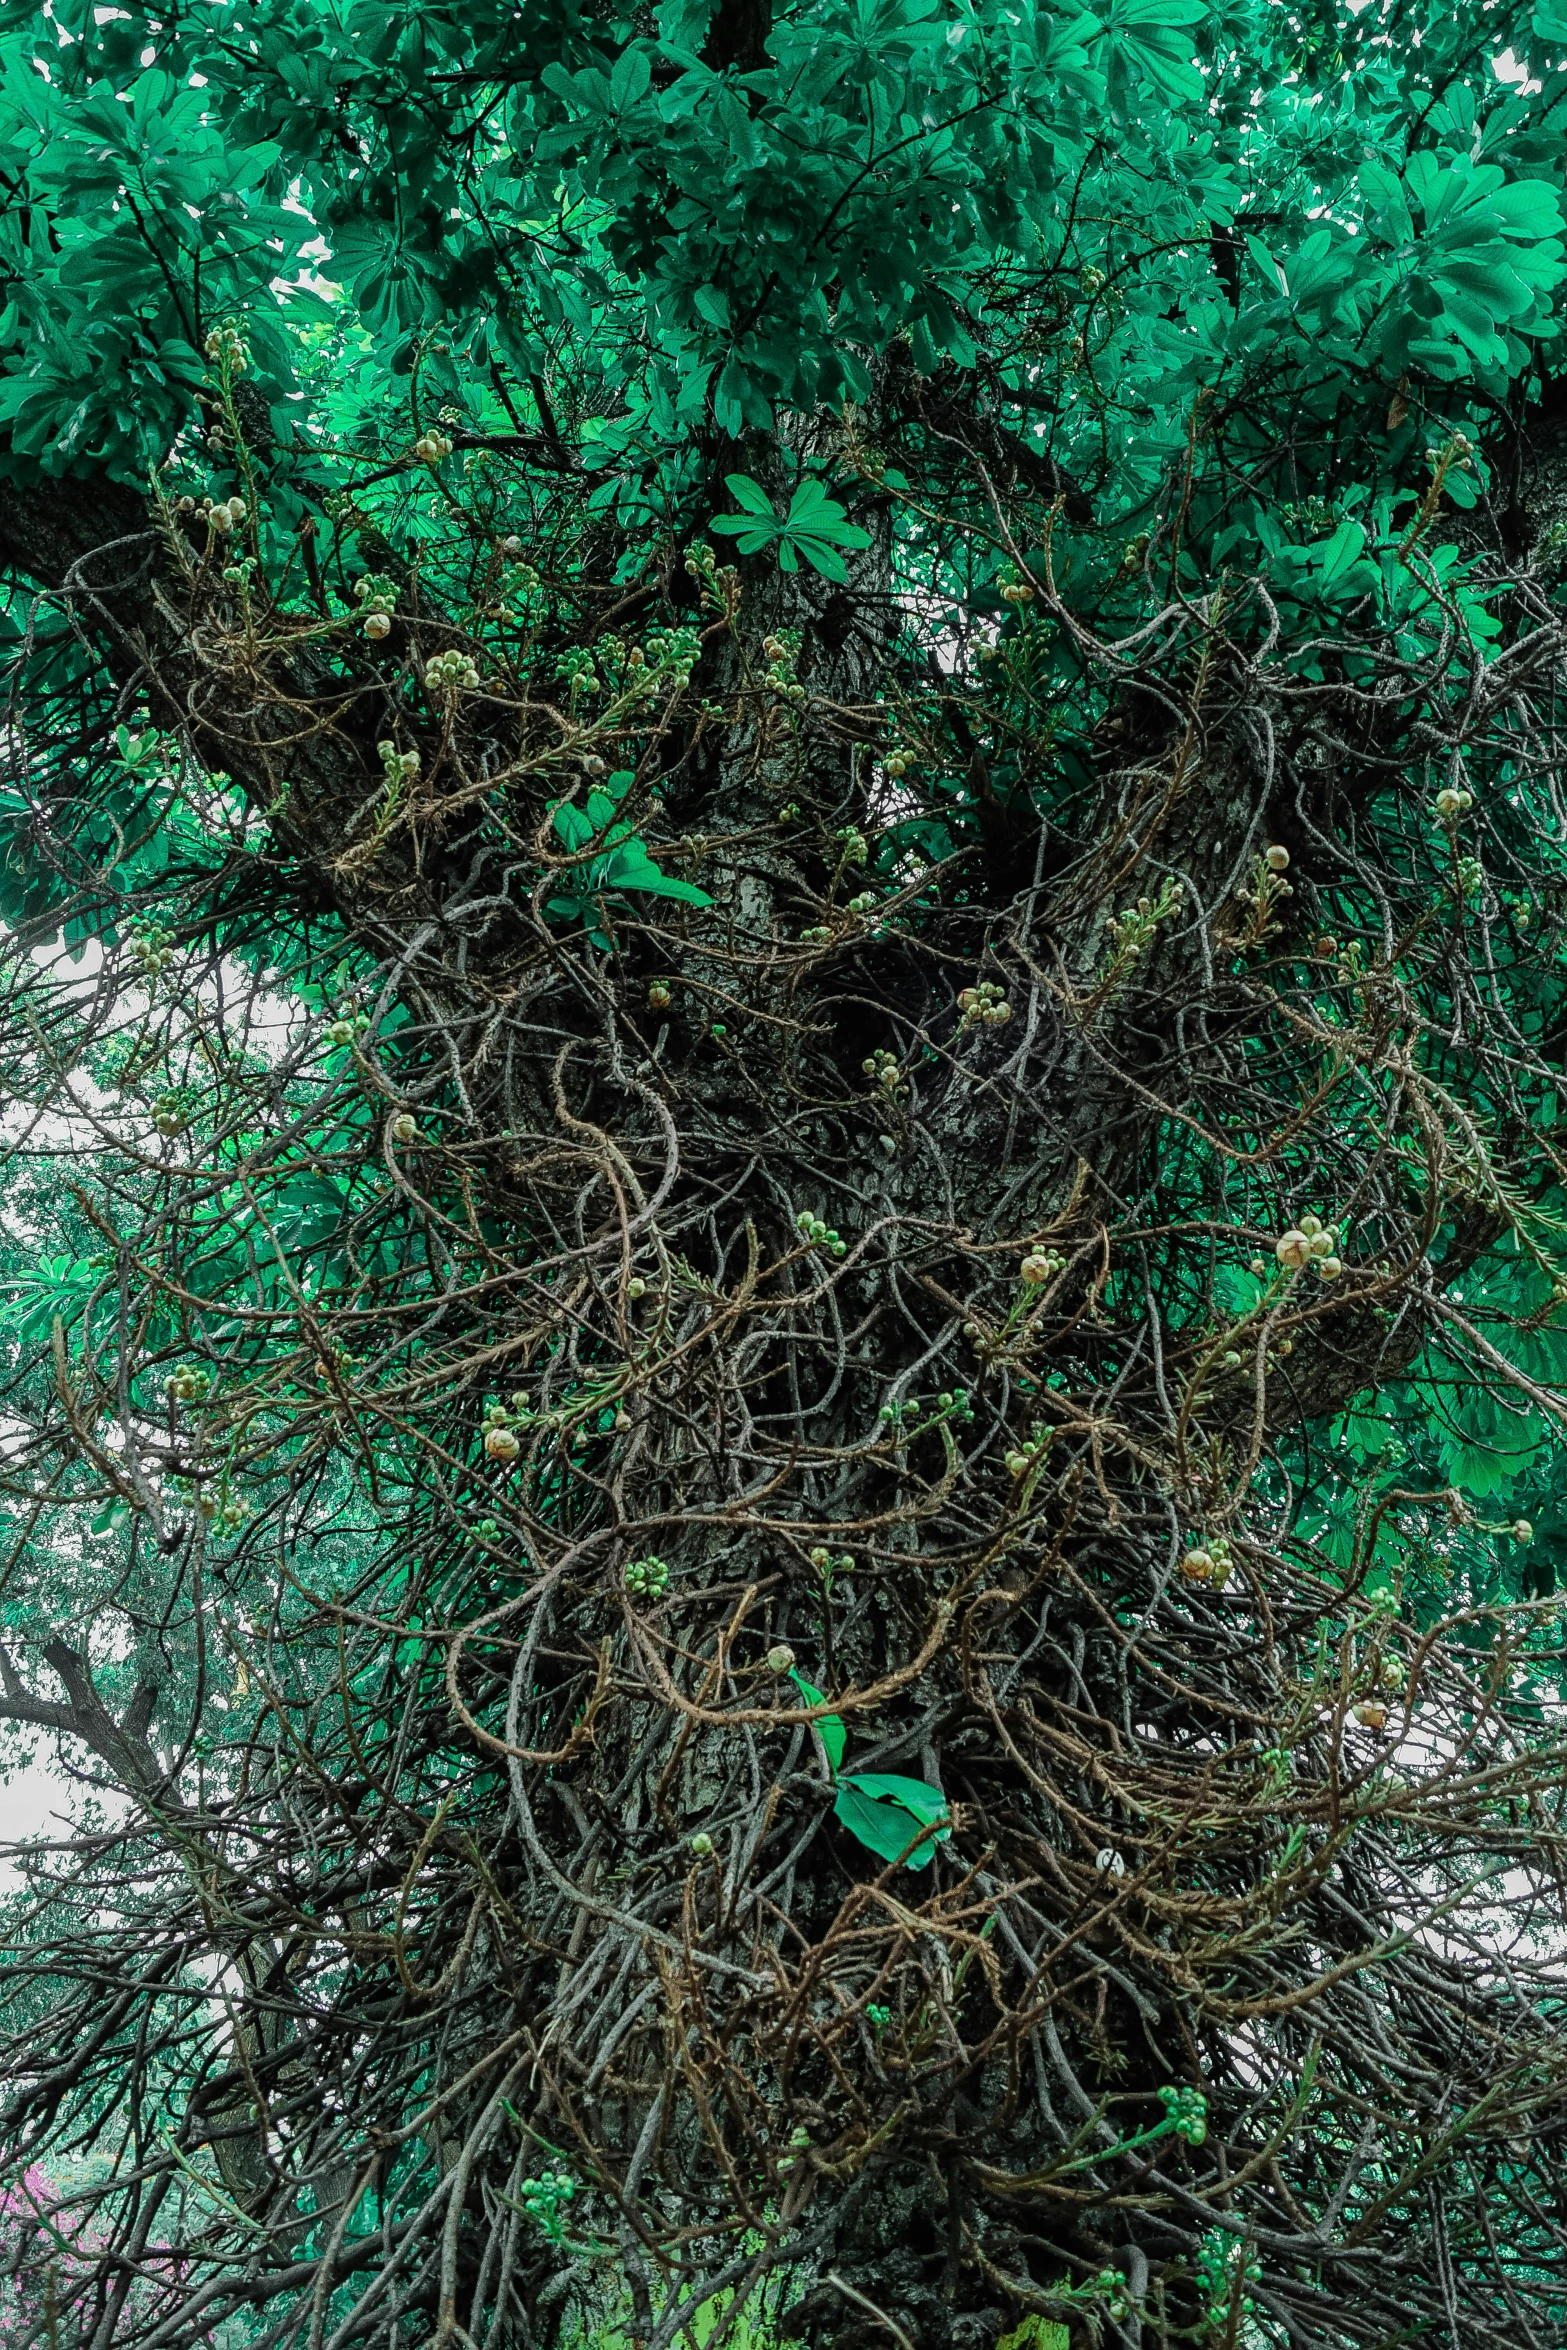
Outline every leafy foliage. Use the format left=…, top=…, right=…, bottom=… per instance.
left=3, top=0, right=1567, bottom=2346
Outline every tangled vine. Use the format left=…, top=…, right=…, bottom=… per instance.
left=1, top=334, right=1566, bottom=2350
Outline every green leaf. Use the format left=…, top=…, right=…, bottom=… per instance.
left=783, top=477, right=870, bottom=548
left=1315, top=518, right=1368, bottom=592
left=788, top=1670, right=848, bottom=1770
left=841, top=1771, right=950, bottom=1827
left=723, top=476, right=777, bottom=520
left=616, top=870, right=714, bottom=905
left=833, top=1778, right=949, bottom=1870
left=997, top=2322, right=1071, bottom=2350
left=553, top=803, right=595, bottom=850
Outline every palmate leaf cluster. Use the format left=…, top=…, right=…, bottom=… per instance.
left=3, top=0, right=1567, bottom=2346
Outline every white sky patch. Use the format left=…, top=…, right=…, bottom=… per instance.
left=1493, top=46, right=1543, bottom=94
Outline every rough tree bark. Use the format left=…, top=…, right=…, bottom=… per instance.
left=1, top=383, right=1565, bottom=2350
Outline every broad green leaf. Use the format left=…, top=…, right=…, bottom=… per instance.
left=841, top=1771, right=950, bottom=1827
left=1316, top=519, right=1368, bottom=592
left=788, top=1670, right=848, bottom=1770
left=553, top=803, right=596, bottom=850
left=833, top=1779, right=948, bottom=1870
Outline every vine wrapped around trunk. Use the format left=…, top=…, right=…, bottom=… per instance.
left=1, top=351, right=1566, bottom=2350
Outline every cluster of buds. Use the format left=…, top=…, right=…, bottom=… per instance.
left=202, top=323, right=248, bottom=372
left=959, top=980, right=1011, bottom=1031
left=353, top=572, right=397, bottom=640
left=1455, top=854, right=1483, bottom=896
left=884, top=746, right=914, bottom=779
left=556, top=645, right=600, bottom=697
left=325, top=1009, right=368, bottom=1049
left=518, top=2170, right=575, bottom=2232
left=482, top=1398, right=525, bottom=1463
left=646, top=625, right=700, bottom=687
left=426, top=649, right=480, bottom=693
left=778, top=2124, right=813, bottom=2175
left=1158, top=2084, right=1209, bottom=2145
left=1354, top=1696, right=1390, bottom=1730
left=1104, top=880, right=1182, bottom=965
left=998, top=568, right=1035, bottom=605
left=1181, top=1534, right=1233, bottom=1586
left=414, top=429, right=453, bottom=466
left=1275, top=1212, right=1344, bottom=1278
left=175, top=491, right=248, bottom=537
left=808, top=1546, right=855, bottom=1589
left=863, top=1047, right=905, bottom=1096
left=1020, top=1246, right=1065, bottom=1284
left=625, top=1554, right=670, bottom=1598
left=378, top=739, right=420, bottom=788
left=390, top=1109, right=422, bottom=1144
left=166, top=1364, right=211, bottom=1406
left=1235, top=844, right=1292, bottom=938
left=1426, top=430, right=1473, bottom=471
left=880, top=1388, right=974, bottom=1431
left=498, top=554, right=542, bottom=609
left=689, top=1831, right=714, bottom=1855
left=198, top=1491, right=250, bottom=1531
left=836, top=825, right=868, bottom=868
left=1433, top=783, right=1473, bottom=824
left=128, top=918, right=175, bottom=976
left=846, top=890, right=878, bottom=915
left=799, top=924, right=830, bottom=945
left=762, top=632, right=806, bottom=702
left=152, top=1090, right=189, bottom=1138
left=647, top=981, right=672, bottom=1012
left=1003, top=1427, right=1050, bottom=1479
left=796, top=1210, right=848, bottom=1257
left=1196, top=2232, right=1260, bottom=2329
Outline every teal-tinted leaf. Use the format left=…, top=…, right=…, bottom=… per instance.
left=1316, top=519, right=1368, bottom=591
left=713, top=357, right=749, bottom=434
left=783, top=478, right=870, bottom=548
left=842, top=1771, right=951, bottom=1827
left=553, top=802, right=595, bottom=850
left=788, top=1669, right=848, bottom=1770
left=722, top=472, right=779, bottom=517
left=789, top=535, right=848, bottom=582
left=617, top=871, right=713, bottom=905
left=710, top=516, right=781, bottom=552
left=833, top=1778, right=948, bottom=1870
left=610, top=43, right=652, bottom=107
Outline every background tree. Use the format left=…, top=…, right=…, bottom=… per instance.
left=3, top=0, right=1567, bottom=2344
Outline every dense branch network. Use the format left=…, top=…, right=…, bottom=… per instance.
left=0, top=365, right=1565, bottom=2350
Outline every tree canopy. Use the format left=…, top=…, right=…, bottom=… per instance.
left=4, top=0, right=1567, bottom=2345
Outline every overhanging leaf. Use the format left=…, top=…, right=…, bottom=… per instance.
left=788, top=1669, right=848, bottom=1770
left=833, top=1779, right=948, bottom=1870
